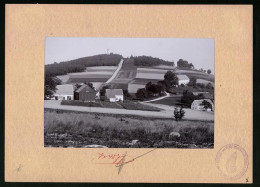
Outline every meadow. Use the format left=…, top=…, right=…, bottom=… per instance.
left=61, top=100, right=162, bottom=111
left=44, top=110, right=214, bottom=148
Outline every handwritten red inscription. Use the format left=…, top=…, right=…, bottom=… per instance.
left=94, top=152, right=135, bottom=165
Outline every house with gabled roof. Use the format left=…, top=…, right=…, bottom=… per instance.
left=74, top=84, right=96, bottom=102
left=105, top=89, right=124, bottom=102
left=53, top=84, right=74, bottom=100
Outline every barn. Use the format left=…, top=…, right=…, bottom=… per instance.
left=53, top=84, right=74, bottom=100
left=106, top=89, right=124, bottom=102
left=191, top=99, right=214, bottom=111
left=74, top=84, right=96, bottom=102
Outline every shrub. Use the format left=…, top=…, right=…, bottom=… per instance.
left=174, top=107, right=185, bottom=121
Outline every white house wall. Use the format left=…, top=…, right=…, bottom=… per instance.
left=53, top=94, right=74, bottom=100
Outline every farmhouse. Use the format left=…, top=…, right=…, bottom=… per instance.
left=191, top=99, right=214, bottom=111
left=177, top=75, right=190, bottom=85
left=74, top=84, right=96, bottom=102
left=53, top=84, right=74, bottom=100
left=106, top=89, right=124, bottom=102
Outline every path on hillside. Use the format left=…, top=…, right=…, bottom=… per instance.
left=141, top=92, right=170, bottom=103
left=44, top=100, right=214, bottom=121
left=105, top=59, right=124, bottom=84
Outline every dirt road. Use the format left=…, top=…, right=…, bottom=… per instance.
left=44, top=100, right=214, bottom=121
left=141, top=92, right=170, bottom=103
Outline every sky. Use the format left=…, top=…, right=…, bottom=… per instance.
left=45, top=37, right=214, bottom=73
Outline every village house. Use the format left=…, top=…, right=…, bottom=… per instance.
left=74, top=84, right=96, bottom=102
left=177, top=75, right=190, bottom=85
left=105, top=89, right=124, bottom=102
left=191, top=99, right=214, bottom=111
left=53, top=84, right=74, bottom=100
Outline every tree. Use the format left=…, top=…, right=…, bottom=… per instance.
left=177, top=59, right=194, bottom=69
left=133, top=56, right=173, bottom=66
left=75, top=83, right=82, bottom=90
left=123, top=89, right=131, bottom=99
left=207, top=69, right=212, bottom=74
left=174, top=107, right=185, bottom=121
left=200, top=100, right=213, bottom=111
left=188, top=77, right=197, bottom=87
left=196, top=93, right=205, bottom=100
left=157, top=80, right=166, bottom=91
left=164, top=71, right=179, bottom=89
left=136, top=88, right=147, bottom=99
left=181, top=90, right=195, bottom=107
left=84, top=82, right=94, bottom=90
left=206, top=83, right=214, bottom=89
left=100, top=85, right=110, bottom=96
left=145, top=82, right=152, bottom=91
left=44, top=76, right=61, bottom=99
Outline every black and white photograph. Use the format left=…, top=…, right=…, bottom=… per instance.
left=44, top=37, right=214, bottom=148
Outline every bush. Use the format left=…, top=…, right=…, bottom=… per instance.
left=181, top=90, right=195, bottom=107
left=174, top=107, right=185, bottom=121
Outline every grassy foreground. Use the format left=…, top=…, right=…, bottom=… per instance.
left=61, top=100, right=161, bottom=111
left=44, top=110, right=214, bottom=148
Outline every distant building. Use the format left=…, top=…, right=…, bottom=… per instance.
left=106, top=89, right=124, bottom=102
left=191, top=99, right=214, bottom=111
left=53, top=84, right=74, bottom=100
left=177, top=75, right=190, bottom=85
left=74, top=84, right=96, bottom=101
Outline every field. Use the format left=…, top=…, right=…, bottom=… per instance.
left=44, top=110, right=214, bottom=148
left=133, top=67, right=214, bottom=86
left=57, top=66, right=117, bottom=84
left=86, top=66, right=117, bottom=71
left=61, top=100, right=161, bottom=111
left=151, top=96, right=183, bottom=107
left=109, top=58, right=137, bottom=89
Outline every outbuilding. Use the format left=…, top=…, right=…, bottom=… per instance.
left=105, top=89, right=124, bottom=102
left=74, top=84, right=96, bottom=102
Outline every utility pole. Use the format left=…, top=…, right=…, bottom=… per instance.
left=107, top=49, right=109, bottom=55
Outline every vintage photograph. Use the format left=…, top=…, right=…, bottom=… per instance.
left=44, top=37, right=214, bottom=148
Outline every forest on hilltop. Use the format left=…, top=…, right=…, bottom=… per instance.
left=132, top=56, right=174, bottom=66
left=45, top=54, right=123, bottom=77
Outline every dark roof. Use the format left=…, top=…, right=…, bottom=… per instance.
left=106, top=89, right=123, bottom=99
left=75, top=84, right=96, bottom=93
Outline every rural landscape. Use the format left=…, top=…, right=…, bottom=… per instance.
left=44, top=38, right=214, bottom=148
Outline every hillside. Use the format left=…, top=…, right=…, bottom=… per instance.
left=45, top=54, right=123, bottom=77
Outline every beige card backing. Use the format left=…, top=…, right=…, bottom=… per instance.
left=5, top=5, right=253, bottom=183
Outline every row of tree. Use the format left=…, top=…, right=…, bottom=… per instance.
left=198, top=68, right=212, bottom=74
left=132, top=56, right=174, bottom=66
